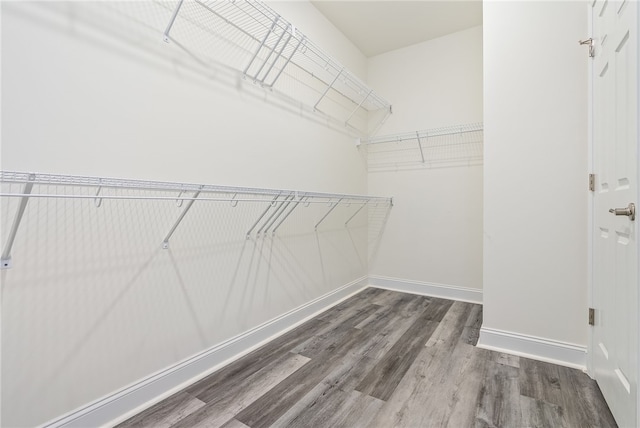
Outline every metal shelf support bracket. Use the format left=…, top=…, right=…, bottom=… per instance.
left=416, top=132, right=425, bottom=163
left=163, top=0, right=185, bottom=43
left=345, top=90, right=372, bottom=126
left=260, top=30, right=293, bottom=85
left=162, top=187, right=202, bottom=249
left=266, top=37, right=305, bottom=87
left=246, top=194, right=281, bottom=238
left=256, top=194, right=294, bottom=236
left=243, top=17, right=279, bottom=77
left=345, top=200, right=369, bottom=226
left=314, top=68, right=344, bottom=110
left=272, top=195, right=306, bottom=235
left=1, top=173, right=36, bottom=269
left=315, top=198, right=343, bottom=230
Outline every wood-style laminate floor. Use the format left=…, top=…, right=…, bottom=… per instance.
left=118, top=288, right=617, bottom=428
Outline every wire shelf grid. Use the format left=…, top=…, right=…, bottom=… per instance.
left=0, top=171, right=392, bottom=204
left=365, top=123, right=484, bottom=171
left=163, top=0, right=391, bottom=135
left=0, top=171, right=392, bottom=269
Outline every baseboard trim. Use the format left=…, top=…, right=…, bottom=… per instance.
left=368, top=275, right=482, bottom=304
left=477, top=327, right=587, bottom=371
left=42, top=277, right=369, bottom=428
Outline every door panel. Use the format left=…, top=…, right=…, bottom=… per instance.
left=591, top=1, right=638, bottom=427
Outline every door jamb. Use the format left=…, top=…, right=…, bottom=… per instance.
left=586, top=0, right=595, bottom=379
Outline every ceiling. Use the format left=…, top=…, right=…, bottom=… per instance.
left=310, top=1, right=483, bottom=57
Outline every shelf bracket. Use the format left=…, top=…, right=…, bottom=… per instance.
left=416, top=132, right=425, bottom=163
left=244, top=17, right=279, bottom=77
left=259, top=31, right=292, bottom=85
left=1, top=174, right=36, bottom=269
left=315, top=198, right=343, bottom=230
left=256, top=194, right=294, bottom=236
left=266, top=36, right=305, bottom=87
left=246, top=194, right=281, bottom=238
left=272, top=195, right=306, bottom=235
left=163, top=0, right=185, bottom=43
left=344, top=90, right=372, bottom=126
left=264, top=194, right=298, bottom=235
left=162, top=187, right=202, bottom=249
left=252, top=23, right=288, bottom=83
left=345, top=200, right=369, bottom=226
left=94, top=184, right=103, bottom=207
left=314, top=68, right=344, bottom=111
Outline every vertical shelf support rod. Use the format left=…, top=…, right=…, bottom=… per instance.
left=315, top=198, right=343, bottom=230
left=162, top=187, right=202, bottom=249
left=1, top=174, right=36, bottom=269
left=416, top=132, right=425, bottom=163
left=314, top=68, right=344, bottom=110
left=163, top=0, right=185, bottom=43
left=345, top=200, right=369, bottom=226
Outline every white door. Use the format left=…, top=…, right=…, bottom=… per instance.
left=591, top=0, right=638, bottom=426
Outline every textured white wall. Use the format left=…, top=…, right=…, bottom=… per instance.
left=0, top=2, right=376, bottom=426
left=367, top=26, right=484, bottom=291
left=482, top=1, right=588, bottom=345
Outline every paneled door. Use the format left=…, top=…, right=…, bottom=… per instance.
left=591, top=0, right=638, bottom=427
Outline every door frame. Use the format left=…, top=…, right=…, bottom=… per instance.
left=586, top=0, right=595, bottom=380
left=586, top=2, right=640, bottom=424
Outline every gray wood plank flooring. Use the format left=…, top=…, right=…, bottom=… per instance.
left=117, top=288, right=617, bottom=428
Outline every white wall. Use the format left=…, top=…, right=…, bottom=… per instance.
left=482, top=1, right=588, bottom=347
left=0, top=2, right=375, bottom=426
left=367, top=26, right=484, bottom=292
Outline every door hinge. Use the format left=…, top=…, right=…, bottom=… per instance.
left=579, top=38, right=595, bottom=58
left=589, top=307, right=595, bottom=326
left=589, top=173, right=595, bottom=191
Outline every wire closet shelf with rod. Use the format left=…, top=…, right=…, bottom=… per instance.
left=364, top=122, right=484, bottom=171
left=0, top=171, right=393, bottom=269
left=162, top=0, right=392, bottom=136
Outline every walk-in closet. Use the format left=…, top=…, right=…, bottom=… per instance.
left=1, top=0, right=637, bottom=427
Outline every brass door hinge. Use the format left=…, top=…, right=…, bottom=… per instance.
left=589, top=174, right=595, bottom=192
left=589, top=307, right=595, bottom=326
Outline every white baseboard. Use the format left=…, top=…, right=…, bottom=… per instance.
left=477, top=327, right=587, bottom=371
left=368, top=275, right=483, bottom=304
left=42, top=277, right=369, bottom=428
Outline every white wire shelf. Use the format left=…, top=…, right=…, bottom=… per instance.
left=162, top=0, right=392, bottom=135
left=0, top=171, right=392, bottom=268
left=365, top=123, right=484, bottom=171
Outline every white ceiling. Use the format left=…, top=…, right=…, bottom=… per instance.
left=310, top=1, right=483, bottom=57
